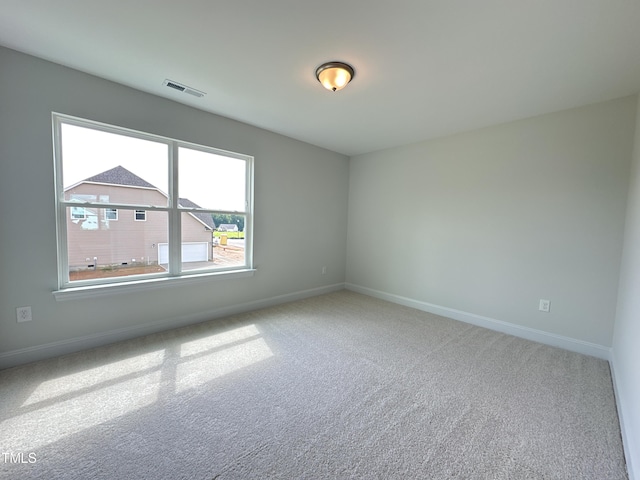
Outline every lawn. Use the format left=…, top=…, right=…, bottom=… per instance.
left=213, top=231, right=245, bottom=239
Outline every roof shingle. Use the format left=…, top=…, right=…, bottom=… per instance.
left=83, top=165, right=157, bottom=189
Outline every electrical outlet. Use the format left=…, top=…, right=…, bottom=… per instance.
left=321, top=266, right=327, bottom=275
left=539, top=299, right=551, bottom=313
left=17, top=306, right=32, bottom=323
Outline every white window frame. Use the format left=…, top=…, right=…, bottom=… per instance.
left=52, top=113, right=255, bottom=299
left=134, top=210, right=146, bottom=221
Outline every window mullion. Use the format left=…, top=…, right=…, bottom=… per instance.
left=60, top=202, right=170, bottom=211
left=53, top=116, right=70, bottom=287
left=168, top=142, right=181, bottom=275
left=244, top=156, right=254, bottom=270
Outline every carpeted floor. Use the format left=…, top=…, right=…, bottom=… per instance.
left=0, top=290, right=628, bottom=479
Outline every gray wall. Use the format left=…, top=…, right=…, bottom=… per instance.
left=347, top=96, right=636, bottom=347
left=612, top=95, right=640, bottom=479
left=0, top=47, right=349, bottom=363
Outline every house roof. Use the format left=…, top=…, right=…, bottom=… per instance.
left=179, top=198, right=216, bottom=230
left=83, top=165, right=157, bottom=189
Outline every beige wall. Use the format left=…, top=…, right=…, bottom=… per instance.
left=66, top=184, right=167, bottom=267
left=65, top=184, right=212, bottom=267
left=181, top=215, right=212, bottom=247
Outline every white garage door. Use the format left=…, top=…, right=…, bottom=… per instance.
left=158, top=242, right=208, bottom=263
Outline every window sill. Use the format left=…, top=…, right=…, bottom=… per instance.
left=53, top=269, right=256, bottom=301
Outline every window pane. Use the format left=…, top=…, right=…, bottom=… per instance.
left=70, top=206, right=86, bottom=219
left=179, top=147, right=246, bottom=212
left=55, top=114, right=253, bottom=289
left=61, top=123, right=169, bottom=207
left=105, top=209, right=118, bottom=220
left=211, top=214, right=246, bottom=270
left=180, top=212, right=245, bottom=272
left=67, top=207, right=168, bottom=281
left=180, top=212, right=215, bottom=272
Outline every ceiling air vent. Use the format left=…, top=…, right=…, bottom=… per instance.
left=163, top=79, right=206, bottom=98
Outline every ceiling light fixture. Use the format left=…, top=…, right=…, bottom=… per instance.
left=315, top=62, right=355, bottom=92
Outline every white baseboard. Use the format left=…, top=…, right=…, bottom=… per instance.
left=0, top=283, right=345, bottom=370
left=345, top=283, right=612, bottom=360
left=3, top=282, right=632, bottom=476
left=610, top=353, right=637, bottom=480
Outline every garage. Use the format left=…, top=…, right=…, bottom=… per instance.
left=158, top=242, right=209, bottom=263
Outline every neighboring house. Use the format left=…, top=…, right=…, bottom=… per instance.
left=65, top=166, right=215, bottom=269
left=218, top=224, right=239, bottom=232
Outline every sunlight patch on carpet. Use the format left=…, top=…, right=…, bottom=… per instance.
left=176, top=338, right=273, bottom=393
left=179, top=324, right=261, bottom=358
left=22, top=350, right=166, bottom=407
left=1, top=370, right=162, bottom=451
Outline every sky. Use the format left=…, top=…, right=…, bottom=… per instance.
left=61, top=123, right=247, bottom=212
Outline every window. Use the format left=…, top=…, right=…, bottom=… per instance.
left=105, top=208, right=118, bottom=221
left=53, top=113, right=253, bottom=291
left=70, top=207, right=86, bottom=219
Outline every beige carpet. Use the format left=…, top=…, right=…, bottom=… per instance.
left=0, top=291, right=628, bottom=479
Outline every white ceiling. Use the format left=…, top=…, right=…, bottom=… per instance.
left=2, top=1, right=640, bottom=156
